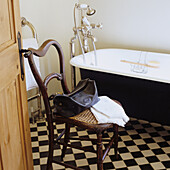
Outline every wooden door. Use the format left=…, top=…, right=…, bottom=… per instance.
left=0, top=0, right=33, bottom=170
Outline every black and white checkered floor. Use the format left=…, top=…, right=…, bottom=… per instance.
left=30, top=117, right=170, bottom=170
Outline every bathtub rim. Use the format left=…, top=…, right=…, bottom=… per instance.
left=70, top=48, right=170, bottom=84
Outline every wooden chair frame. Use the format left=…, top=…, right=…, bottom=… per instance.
left=27, top=39, right=119, bottom=170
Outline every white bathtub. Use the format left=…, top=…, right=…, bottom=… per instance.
left=70, top=48, right=170, bottom=84
left=70, top=49, right=170, bottom=125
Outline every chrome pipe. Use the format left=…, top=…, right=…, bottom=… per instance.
left=74, top=5, right=86, bottom=63
left=70, top=36, right=77, bottom=89
left=21, top=17, right=38, bottom=41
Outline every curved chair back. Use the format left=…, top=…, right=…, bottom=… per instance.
left=27, top=39, right=70, bottom=122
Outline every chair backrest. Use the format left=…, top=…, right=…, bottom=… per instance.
left=27, top=39, right=70, bottom=122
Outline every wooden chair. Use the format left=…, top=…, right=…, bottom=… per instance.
left=26, top=39, right=120, bottom=170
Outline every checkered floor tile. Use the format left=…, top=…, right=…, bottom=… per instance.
left=30, top=118, right=170, bottom=170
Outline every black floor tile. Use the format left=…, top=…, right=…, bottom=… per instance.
left=157, top=141, right=169, bottom=147
left=38, top=131, right=48, bottom=136
left=40, top=151, right=48, bottom=158
left=118, top=147, right=129, bottom=153
left=30, top=127, right=37, bottom=132
left=152, top=148, right=165, bottom=155
left=143, top=138, right=155, bottom=143
left=32, top=147, right=39, bottom=153
left=149, top=132, right=160, bottom=137
left=137, top=144, right=150, bottom=151
left=136, top=129, right=147, bottom=134
left=130, top=134, right=141, bottom=139
left=140, top=164, right=154, bottom=170
left=124, top=159, right=137, bottom=166
left=124, top=140, right=135, bottom=146
left=33, top=159, right=40, bottom=165
left=87, top=157, right=97, bottom=164
left=31, top=136, right=38, bottom=142
left=39, top=140, right=49, bottom=146
left=103, top=162, right=114, bottom=169
left=163, top=135, right=170, bottom=141
left=37, top=122, right=46, bottom=126
left=74, top=153, right=86, bottom=160
left=162, top=160, right=170, bottom=168
left=131, top=151, right=144, bottom=158
left=142, top=124, right=152, bottom=128
left=146, top=156, right=159, bottom=163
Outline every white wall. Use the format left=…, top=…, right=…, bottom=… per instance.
left=79, top=0, right=170, bottom=54
left=20, top=0, right=77, bottom=94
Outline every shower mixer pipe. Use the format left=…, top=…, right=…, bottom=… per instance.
left=71, top=3, right=102, bottom=58
left=70, top=3, right=102, bottom=88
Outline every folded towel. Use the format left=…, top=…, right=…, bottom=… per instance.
left=23, top=38, right=41, bottom=91
left=90, top=96, right=129, bottom=127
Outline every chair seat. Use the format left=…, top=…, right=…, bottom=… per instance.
left=71, top=109, right=98, bottom=124
left=53, top=109, right=114, bottom=131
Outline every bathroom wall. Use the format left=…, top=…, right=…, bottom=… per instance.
left=20, top=0, right=78, bottom=94
left=79, top=0, right=170, bottom=54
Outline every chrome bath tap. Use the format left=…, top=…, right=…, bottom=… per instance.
left=71, top=3, right=102, bottom=60
left=70, top=3, right=102, bottom=88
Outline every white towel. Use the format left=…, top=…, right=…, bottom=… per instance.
left=90, top=96, right=129, bottom=127
left=22, top=38, right=41, bottom=91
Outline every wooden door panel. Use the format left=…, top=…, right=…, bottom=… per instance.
left=0, top=0, right=33, bottom=169
left=0, top=0, right=15, bottom=52
left=0, top=162, right=2, bottom=170
left=0, top=147, right=2, bottom=170
left=0, top=44, right=19, bottom=91
left=0, top=161, right=2, bottom=170
left=0, top=79, right=25, bottom=170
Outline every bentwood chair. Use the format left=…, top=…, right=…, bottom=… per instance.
left=26, top=39, right=121, bottom=170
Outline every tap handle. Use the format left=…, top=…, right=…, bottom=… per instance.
left=90, top=23, right=103, bottom=29
left=96, top=23, right=103, bottom=29
left=75, top=4, right=88, bottom=9
left=82, top=17, right=90, bottom=26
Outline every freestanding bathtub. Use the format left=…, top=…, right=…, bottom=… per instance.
left=70, top=49, right=170, bottom=125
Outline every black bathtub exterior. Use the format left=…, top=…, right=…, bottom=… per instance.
left=80, top=68, right=170, bottom=125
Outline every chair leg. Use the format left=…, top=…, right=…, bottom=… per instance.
left=97, top=132, right=103, bottom=170
left=47, top=122, right=54, bottom=170
left=61, top=123, right=70, bottom=159
left=114, top=125, right=119, bottom=159
left=37, top=88, right=43, bottom=119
